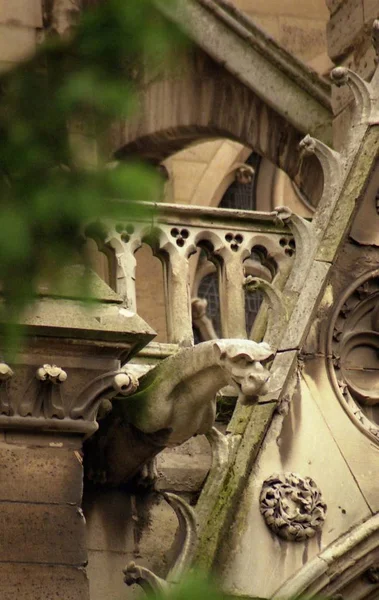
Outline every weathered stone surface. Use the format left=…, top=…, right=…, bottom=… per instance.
left=279, top=261, right=331, bottom=351
left=87, top=550, right=148, bottom=600
left=156, top=452, right=211, bottom=492
left=234, top=0, right=329, bottom=19
left=317, top=127, right=379, bottom=263
left=0, top=444, right=83, bottom=504
left=85, top=491, right=181, bottom=600
left=364, top=0, right=379, bottom=23
left=259, top=350, right=298, bottom=404
left=326, top=0, right=347, bottom=14
left=304, top=359, right=379, bottom=513
left=0, top=564, right=89, bottom=600
left=0, top=24, right=36, bottom=62
left=83, top=490, right=135, bottom=553
left=279, top=16, right=327, bottom=63
left=0, top=0, right=42, bottom=28
left=5, top=430, right=83, bottom=448
left=117, top=0, right=332, bottom=178
left=327, top=0, right=364, bottom=61
left=0, top=503, right=87, bottom=565
left=220, top=377, right=371, bottom=599
left=195, top=401, right=277, bottom=570
left=331, top=38, right=376, bottom=115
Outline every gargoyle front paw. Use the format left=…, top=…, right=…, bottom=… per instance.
left=123, top=561, right=140, bottom=586
left=123, top=561, right=168, bottom=593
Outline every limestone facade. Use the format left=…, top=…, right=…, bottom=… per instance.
left=1, top=2, right=379, bottom=600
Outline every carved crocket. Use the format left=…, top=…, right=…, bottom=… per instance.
left=84, top=339, right=274, bottom=486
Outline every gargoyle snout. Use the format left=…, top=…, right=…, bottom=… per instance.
left=248, top=371, right=270, bottom=382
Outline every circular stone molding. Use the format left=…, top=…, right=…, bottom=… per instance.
left=326, top=269, right=379, bottom=444
left=259, top=473, right=327, bottom=542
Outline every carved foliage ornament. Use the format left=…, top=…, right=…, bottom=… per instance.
left=260, top=473, right=327, bottom=542
left=327, top=269, right=379, bottom=443
left=0, top=363, right=139, bottom=436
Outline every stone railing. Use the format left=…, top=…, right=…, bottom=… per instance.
left=85, top=202, right=298, bottom=347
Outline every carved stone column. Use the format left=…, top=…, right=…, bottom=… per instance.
left=0, top=270, right=154, bottom=599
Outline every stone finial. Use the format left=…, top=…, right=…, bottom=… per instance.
left=260, top=473, right=327, bottom=541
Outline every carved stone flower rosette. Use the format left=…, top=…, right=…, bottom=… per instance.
left=259, top=473, right=327, bottom=542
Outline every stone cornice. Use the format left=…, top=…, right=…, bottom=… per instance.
left=0, top=362, right=139, bottom=436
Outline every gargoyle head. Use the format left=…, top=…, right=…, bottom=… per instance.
left=214, top=339, right=274, bottom=404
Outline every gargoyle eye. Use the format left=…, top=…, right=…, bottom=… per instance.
left=233, top=356, right=252, bottom=367
left=262, top=358, right=273, bottom=370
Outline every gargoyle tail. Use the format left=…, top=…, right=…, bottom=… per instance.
left=164, top=492, right=198, bottom=583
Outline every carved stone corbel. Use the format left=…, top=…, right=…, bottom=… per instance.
left=298, top=134, right=345, bottom=241
left=70, top=370, right=139, bottom=423
left=330, top=23, right=379, bottom=161
left=331, top=66, right=374, bottom=123
left=299, top=134, right=344, bottom=204
left=0, top=364, right=139, bottom=437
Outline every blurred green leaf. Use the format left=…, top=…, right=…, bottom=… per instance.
left=0, top=0, right=188, bottom=350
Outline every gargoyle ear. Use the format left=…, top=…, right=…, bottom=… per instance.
left=213, top=342, right=226, bottom=361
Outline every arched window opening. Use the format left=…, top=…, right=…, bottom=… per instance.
left=195, top=271, right=221, bottom=342
left=135, top=243, right=167, bottom=342
left=191, top=247, right=221, bottom=344
left=219, top=152, right=261, bottom=211
left=83, top=237, right=116, bottom=291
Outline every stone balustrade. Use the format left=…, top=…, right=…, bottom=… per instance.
left=86, top=201, right=297, bottom=347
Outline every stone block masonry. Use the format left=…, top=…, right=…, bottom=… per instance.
left=0, top=432, right=90, bottom=600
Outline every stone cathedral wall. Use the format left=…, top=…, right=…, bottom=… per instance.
left=0, top=2, right=377, bottom=599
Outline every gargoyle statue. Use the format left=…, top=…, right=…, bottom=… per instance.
left=84, top=339, right=273, bottom=486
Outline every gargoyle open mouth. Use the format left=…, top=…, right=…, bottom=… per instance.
left=231, top=375, right=270, bottom=405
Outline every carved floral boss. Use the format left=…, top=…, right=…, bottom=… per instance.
left=327, top=269, right=379, bottom=442
left=260, top=473, right=327, bottom=542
